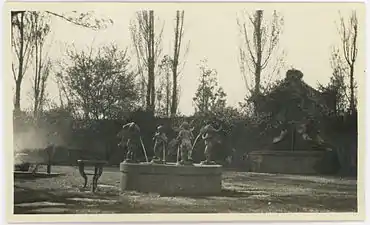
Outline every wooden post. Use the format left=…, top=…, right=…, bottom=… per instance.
left=46, top=164, right=51, bottom=174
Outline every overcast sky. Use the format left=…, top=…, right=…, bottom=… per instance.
left=10, top=2, right=366, bottom=116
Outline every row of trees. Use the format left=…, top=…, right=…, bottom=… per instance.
left=11, top=10, right=113, bottom=117
left=193, top=9, right=359, bottom=118
left=236, top=9, right=359, bottom=117
left=12, top=10, right=190, bottom=119
left=11, top=9, right=359, bottom=121
left=130, top=11, right=188, bottom=117
left=319, top=11, right=359, bottom=117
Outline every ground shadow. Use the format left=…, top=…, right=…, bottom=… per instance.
left=224, top=172, right=356, bottom=193
left=14, top=172, right=65, bottom=180
left=14, top=166, right=358, bottom=214
left=13, top=184, right=128, bottom=214
left=160, top=188, right=252, bottom=199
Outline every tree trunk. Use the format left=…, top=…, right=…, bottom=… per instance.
left=14, top=79, right=22, bottom=113
left=171, top=11, right=185, bottom=117
left=171, top=12, right=180, bottom=117
left=166, top=71, right=170, bottom=117
left=33, top=27, right=40, bottom=117
left=171, top=66, right=178, bottom=117
left=14, top=12, right=25, bottom=112
left=146, top=70, right=151, bottom=111
left=147, top=10, right=155, bottom=115
left=252, top=10, right=263, bottom=114
left=254, top=10, right=263, bottom=95
left=141, top=79, right=146, bottom=108
left=349, top=65, right=355, bottom=114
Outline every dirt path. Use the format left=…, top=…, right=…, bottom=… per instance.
left=13, top=166, right=357, bottom=214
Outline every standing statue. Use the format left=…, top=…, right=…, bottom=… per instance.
left=175, top=122, right=194, bottom=165
left=117, top=122, right=148, bottom=163
left=193, top=123, right=222, bottom=165
left=152, top=125, right=168, bottom=163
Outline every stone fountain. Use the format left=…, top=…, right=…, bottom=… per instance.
left=248, top=69, right=340, bottom=175
left=119, top=122, right=223, bottom=196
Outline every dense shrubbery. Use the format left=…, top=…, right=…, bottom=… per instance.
left=320, top=112, right=358, bottom=176
left=14, top=106, right=262, bottom=165
left=13, top=99, right=358, bottom=175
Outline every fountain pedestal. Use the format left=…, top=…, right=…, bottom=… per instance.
left=120, top=162, right=223, bottom=196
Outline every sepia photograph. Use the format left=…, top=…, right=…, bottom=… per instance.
left=5, top=1, right=366, bottom=223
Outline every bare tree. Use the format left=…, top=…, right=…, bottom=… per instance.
left=11, top=10, right=113, bottom=113
left=170, top=10, right=189, bottom=117
left=130, top=10, right=164, bottom=115
left=319, top=47, right=348, bottom=116
left=12, top=11, right=113, bottom=30
left=11, top=11, right=34, bottom=113
left=30, top=12, right=52, bottom=117
left=237, top=10, right=285, bottom=111
left=338, top=10, right=358, bottom=114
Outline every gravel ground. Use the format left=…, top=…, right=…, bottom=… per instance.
left=13, top=165, right=357, bottom=214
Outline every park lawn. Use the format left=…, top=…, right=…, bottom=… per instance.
left=13, top=165, right=357, bottom=214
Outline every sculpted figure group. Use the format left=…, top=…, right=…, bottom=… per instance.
left=272, top=116, right=332, bottom=151
left=117, top=121, right=223, bottom=165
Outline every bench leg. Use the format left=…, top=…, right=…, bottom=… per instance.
left=92, top=166, right=103, bottom=192
left=78, top=163, right=88, bottom=188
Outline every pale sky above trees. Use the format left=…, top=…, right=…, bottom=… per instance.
left=10, top=2, right=366, bottom=116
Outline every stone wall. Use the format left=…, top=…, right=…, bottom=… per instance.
left=248, top=150, right=340, bottom=175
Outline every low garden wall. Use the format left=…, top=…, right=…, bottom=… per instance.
left=248, top=150, right=341, bottom=175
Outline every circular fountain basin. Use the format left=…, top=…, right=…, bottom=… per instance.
left=120, top=162, right=223, bottom=196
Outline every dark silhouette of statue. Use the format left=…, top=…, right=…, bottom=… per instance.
left=257, top=69, right=332, bottom=151
left=193, top=123, right=222, bottom=165
left=152, top=125, right=168, bottom=163
left=117, top=122, right=148, bottom=163
left=175, top=122, right=194, bottom=165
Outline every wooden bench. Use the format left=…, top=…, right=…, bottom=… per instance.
left=14, top=152, right=53, bottom=174
left=77, top=160, right=108, bottom=192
